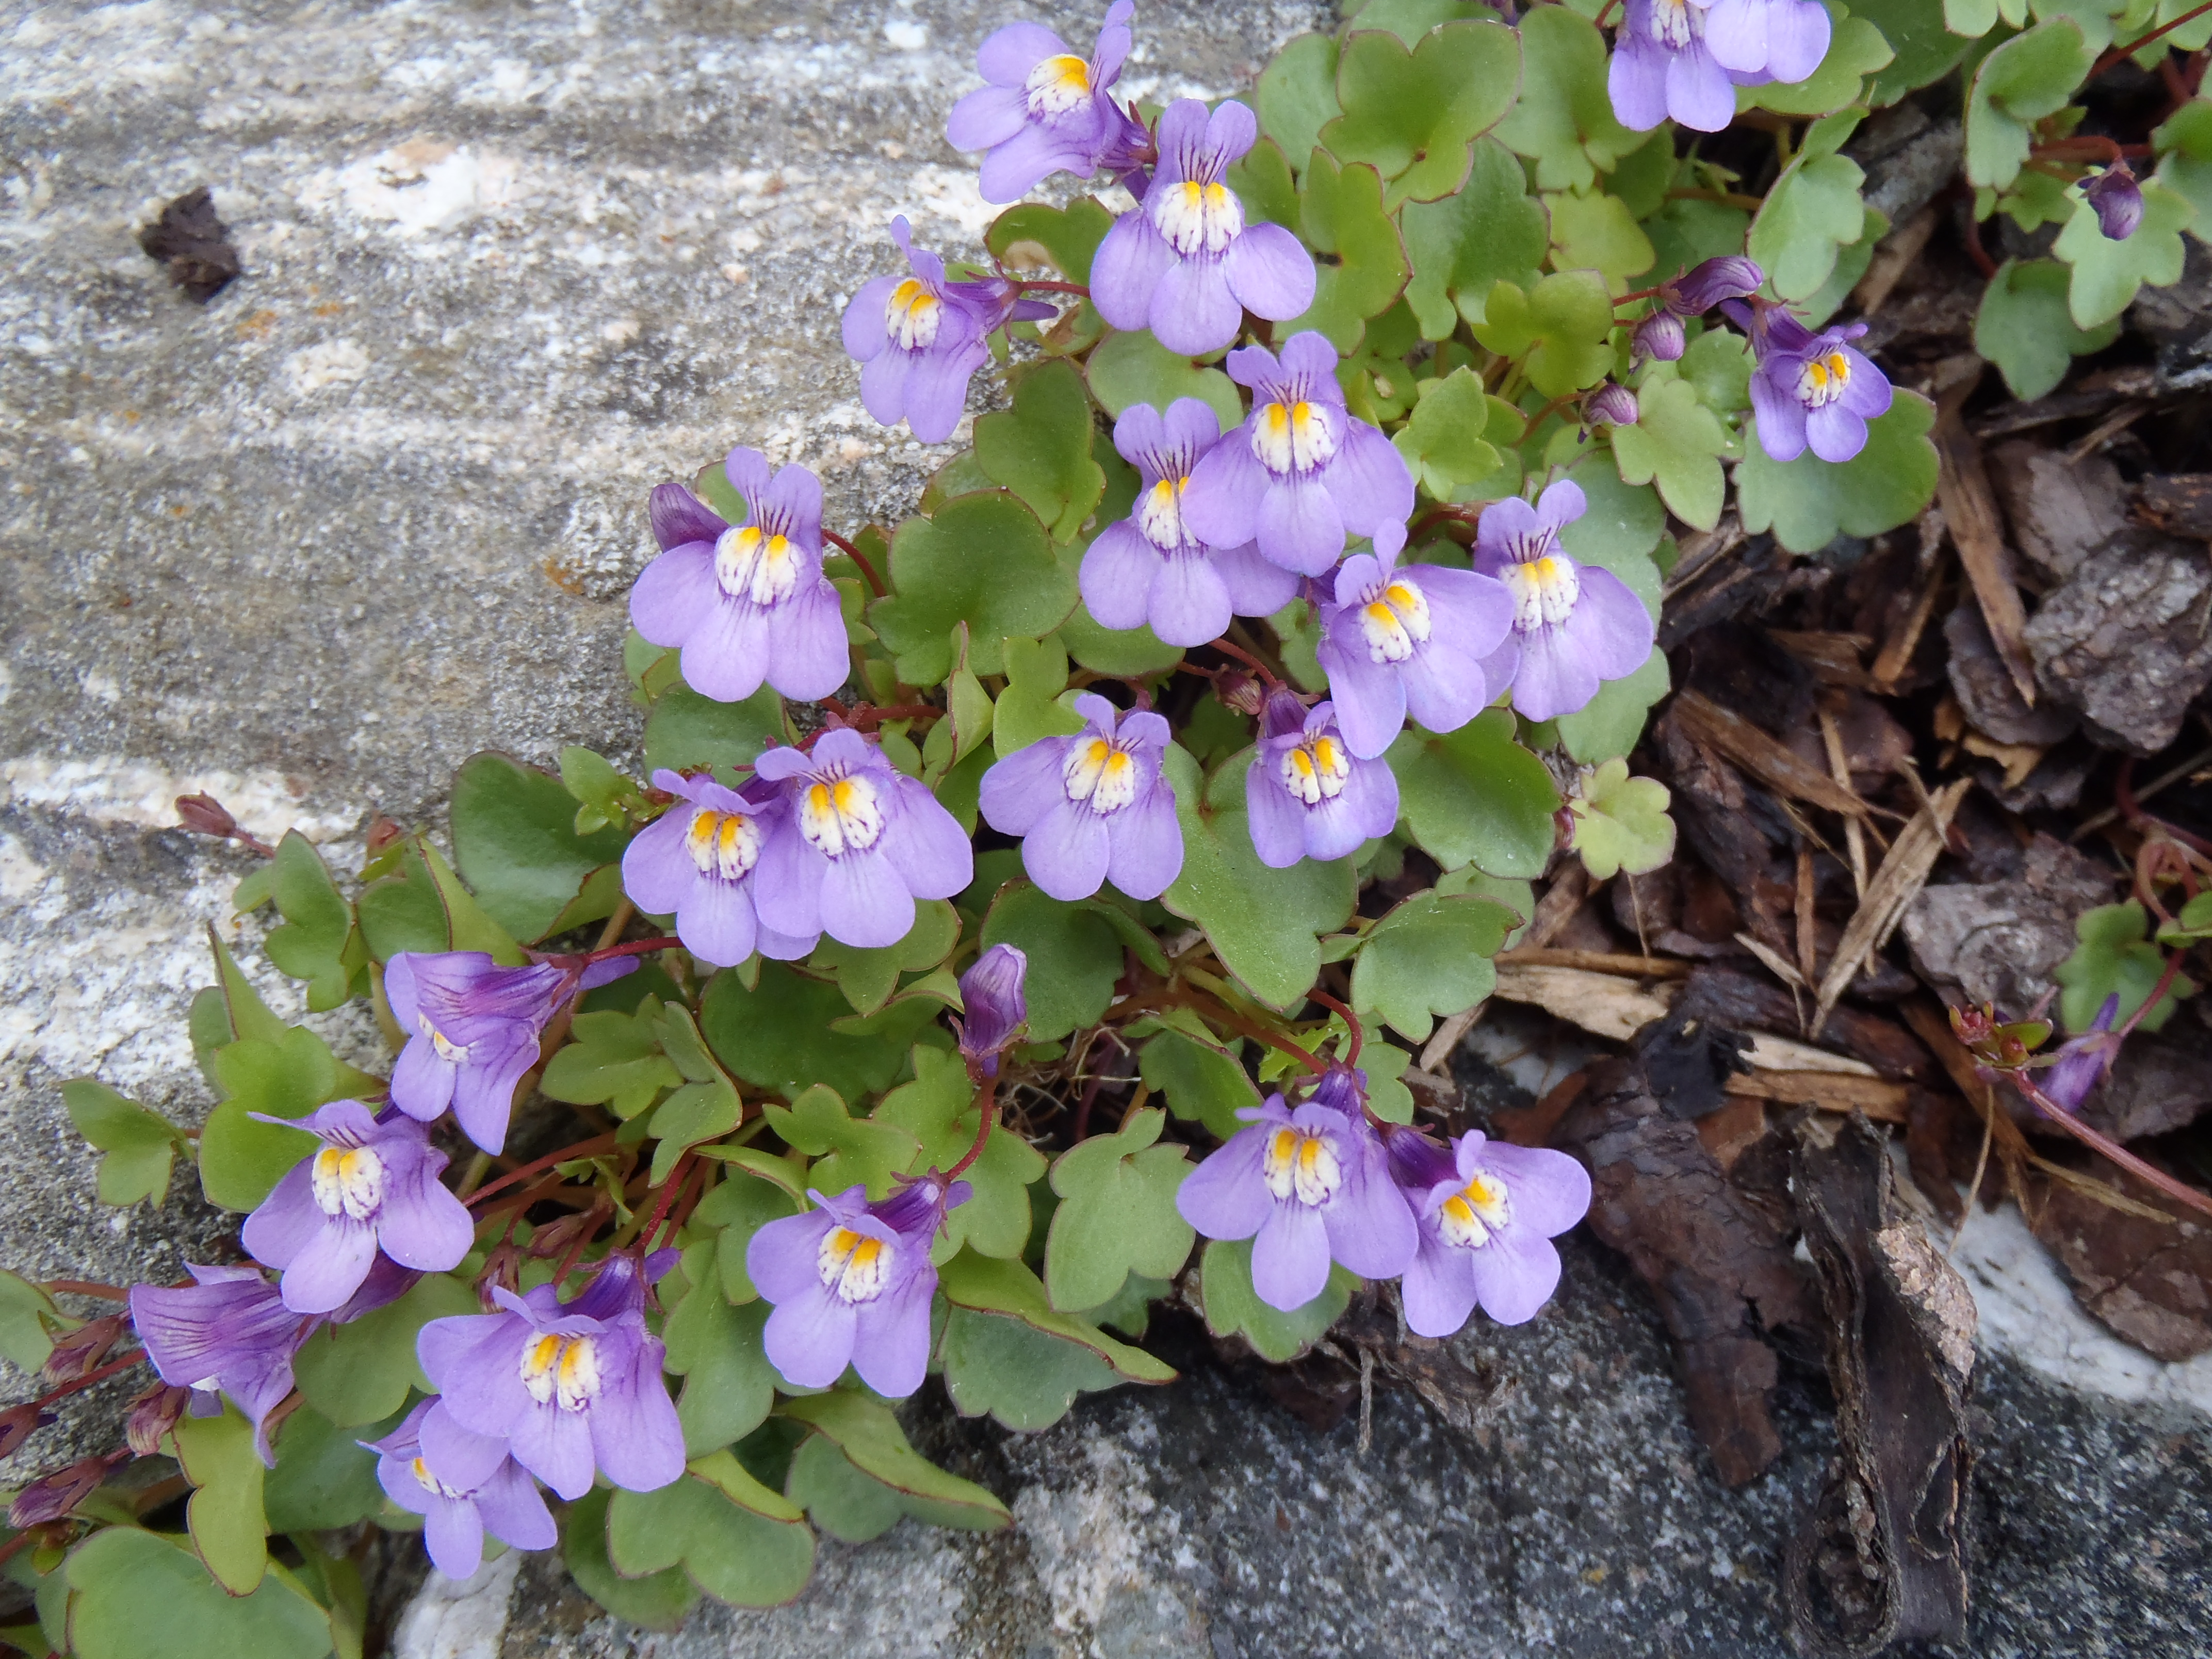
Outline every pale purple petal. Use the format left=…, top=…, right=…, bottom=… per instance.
left=619, top=812, right=697, bottom=915
left=850, top=1280, right=934, bottom=1399
left=1221, top=222, right=1316, bottom=321
left=1245, top=756, right=1309, bottom=868
left=842, top=275, right=899, bottom=363
left=1553, top=565, right=1655, bottom=682
left=1147, top=549, right=1234, bottom=647
left=277, top=1221, right=380, bottom=1315
left=747, top=1210, right=841, bottom=1306
left=1149, top=257, right=1243, bottom=357
left=1608, top=34, right=1671, bottom=132
left=1400, top=1234, right=1479, bottom=1339
left=1667, top=43, right=1737, bottom=132
left=474, top=1460, right=558, bottom=1551
left=1250, top=1205, right=1331, bottom=1311
left=1505, top=625, right=1603, bottom=724
left=1837, top=348, right=1892, bottom=418
left=1211, top=539, right=1299, bottom=616
left=1466, top=1229, right=1564, bottom=1325
left=1325, top=421, right=1416, bottom=538
left=678, top=598, right=771, bottom=704
left=883, top=779, right=975, bottom=899
left=378, top=1170, right=475, bottom=1274
left=945, top=84, right=1030, bottom=152
left=1315, top=631, right=1408, bottom=760
left=1181, top=433, right=1271, bottom=550
left=902, top=339, right=990, bottom=444
left=977, top=21, right=1069, bottom=84
left=1023, top=799, right=1112, bottom=901
left=1258, top=476, right=1346, bottom=576
left=241, top=1163, right=320, bottom=1270
left=648, top=483, right=726, bottom=552
left=1081, top=522, right=1159, bottom=630
left=767, top=581, right=852, bottom=703
left=980, top=737, right=1074, bottom=838
left=1175, top=1125, right=1274, bottom=1240
left=1103, top=784, right=1183, bottom=901
left=1750, top=371, right=1809, bottom=462
left=820, top=847, right=917, bottom=949
left=424, top=1497, right=487, bottom=1579
left=764, top=1282, right=859, bottom=1388
left=510, top=1400, right=597, bottom=1502
left=1805, top=402, right=1868, bottom=464
left=1092, top=215, right=1177, bottom=334
left=590, top=1342, right=685, bottom=1492
left=676, top=877, right=760, bottom=968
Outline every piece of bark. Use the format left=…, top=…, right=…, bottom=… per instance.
left=1556, top=1027, right=1813, bottom=1486
left=1944, top=604, right=2079, bottom=746
left=2077, top=1014, right=2212, bottom=1143
left=1934, top=413, right=2037, bottom=707
left=1675, top=965, right=1932, bottom=1079
left=1902, top=833, right=2119, bottom=1014
left=1904, top=1087, right=1969, bottom=1227
left=1813, top=780, right=1973, bottom=1036
left=2023, top=526, right=2212, bottom=755
left=2137, top=473, right=2212, bottom=541
left=1989, top=439, right=2128, bottom=581
left=138, top=186, right=242, bottom=302
left=1649, top=710, right=1796, bottom=925
left=1787, top=1115, right=1975, bottom=1657
left=1725, top=1070, right=1910, bottom=1123
left=1671, top=691, right=1873, bottom=820
left=2033, top=1158, right=2212, bottom=1361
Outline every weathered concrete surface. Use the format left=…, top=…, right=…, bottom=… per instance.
left=7, top=3, right=2212, bottom=1656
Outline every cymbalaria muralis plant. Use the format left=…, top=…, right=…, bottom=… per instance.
left=14, top=0, right=2207, bottom=1645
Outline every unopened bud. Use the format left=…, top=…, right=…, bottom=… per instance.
left=175, top=792, right=239, bottom=839
left=477, top=1241, right=523, bottom=1310
left=9, top=1455, right=110, bottom=1527
left=0, top=1402, right=51, bottom=1461
left=363, top=816, right=406, bottom=857
left=956, top=945, right=1029, bottom=1081
left=41, top=1316, right=123, bottom=1387
left=124, top=1383, right=188, bottom=1458
left=1584, top=383, right=1640, bottom=429
left=524, top=1211, right=599, bottom=1262
left=1213, top=668, right=1266, bottom=718
left=2083, top=162, right=2143, bottom=242
left=1633, top=310, right=1686, bottom=363
left=1662, top=255, right=1765, bottom=316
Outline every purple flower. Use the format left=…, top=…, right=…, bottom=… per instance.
left=2083, top=162, right=2144, bottom=242
left=746, top=1174, right=970, bottom=1398
left=750, top=728, right=974, bottom=950
left=1174, top=1066, right=1417, bottom=1312
left=1080, top=399, right=1297, bottom=648
left=1661, top=254, right=1766, bottom=316
left=1385, top=1127, right=1591, bottom=1333
left=1183, top=332, right=1416, bottom=577
left=368, top=1399, right=556, bottom=1581
left=1703, top=0, right=1832, bottom=84
left=621, top=769, right=820, bottom=968
left=240, top=1102, right=471, bottom=1316
left=417, top=1253, right=684, bottom=1502
left=2042, top=993, right=2124, bottom=1113
left=1471, top=480, right=1655, bottom=724
left=956, top=944, right=1029, bottom=1080
left=387, top=952, right=631, bottom=1156
left=977, top=692, right=1183, bottom=901
left=842, top=217, right=1052, bottom=443
left=1584, top=383, right=1639, bottom=428
left=944, top=3, right=1140, bottom=203
left=628, top=450, right=848, bottom=706
left=1245, top=691, right=1399, bottom=867
left=1730, top=301, right=1893, bottom=464
left=1314, top=540, right=1516, bottom=759
left=1608, top=0, right=1762, bottom=134
left=131, top=1265, right=310, bottom=1465
left=1091, top=99, right=1316, bottom=356
left=1632, top=310, right=1686, bottom=363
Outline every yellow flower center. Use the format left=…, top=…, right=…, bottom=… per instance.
left=1279, top=733, right=1351, bottom=807
left=1796, top=349, right=1852, bottom=410
left=1354, top=576, right=1433, bottom=664
left=817, top=1226, right=894, bottom=1304
left=1262, top=1125, right=1344, bottom=1208
left=714, top=524, right=801, bottom=606
left=1437, top=1170, right=1513, bottom=1249
left=684, top=807, right=764, bottom=883
left=518, top=1332, right=601, bottom=1411
left=1149, top=178, right=1243, bottom=258
left=1498, top=555, right=1580, bottom=632
left=417, top=1014, right=468, bottom=1064
left=1062, top=736, right=1140, bottom=815
left=410, top=1456, right=467, bottom=1500
left=1251, top=399, right=1338, bottom=476
left=799, top=774, right=885, bottom=859
left=1137, top=476, right=1192, bottom=549
left=1649, top=0, right=1698, bottom=48
left=310, top=1145, right=385, bottom=1222
left=1023, top=53, right=1094, bottom=118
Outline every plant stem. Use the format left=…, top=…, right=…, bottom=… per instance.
left=42, top=1282, right=127, bottom=1303
left=2095, top=0, right=2212, bottom=75
left=1017, top=279, right=1092, bottom=297
left=584, top=936, right=683, bottom=963
left=1307, top=988, right=1363, bottom=1065
left=35, top=1351, right=145, bottom=1407
left=464, top=1132, right=622, bottom=1208
left=822, top=529, right=887, bottom=597
left=946, top=1077, right=999, bottom=1178
left=2014, top=1076, right=2212, bottom=1222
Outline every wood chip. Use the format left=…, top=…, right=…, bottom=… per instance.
left=1670, top=690, right=1874, bottom=819
left=1726, top=1068, right=1910, bottom=1122
left=1770, top=629, right=1876, bottom=687
left=1494, top=947, right=1691, bottom=979
left=1418, top=865, right=1595, bottom=1069
left=1661, top=513, right=1745, bottom=598
left=1811, top=780, right=1972, bottom=1037
left=1849, top=203, right=1940, bottom=317
left=1933, top=412, right=2037, bottom=707
left=1490, top=965, right=1880, bottom=1078
left=1869, top=516, right=1946, bottom=693
left=1818, top=706, right=1869, bottom=897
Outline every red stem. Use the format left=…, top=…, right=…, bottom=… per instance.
left=1594, top=0, right=1621, bottom=24
left=1307, top=988, right=1363, bottom=1066
left=1208, top=637, right=1282, bottom=687
left=464, top=1132, right=621, bottom=1209
left=638, top=1152, right=697, bottom=1248
left=2014, top=1076, right=2212, bottom=1222
left=43, top=1281, right=127, bottom=1302
left=2118, top=952, right=2190, bottom=1041
left=1016, top=279, right=1091, bottom=297
left=1612, top=284, right=1666, bottom=306
left=1962, top=207, right=1999, bottom=281
left=2095, top=0, right=2212, bottom=75
left=946, top=1077, right=999, bottom=1178
left=36, top=1350, right=145, bottom=1408
left=584, top=936, right=682, bottom=963
left=1519, top=391, right=1580, bottom=441
left=822, top=529, right=887, bottom=597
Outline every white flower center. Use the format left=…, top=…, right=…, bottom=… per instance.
left=518, top=1332, right=601, bottom=1412
left=410, top=1456, right=468, bottom=1501
left=1250, top=399, right=1339, bottom=477
left=1437, top=1170, right=1512, bottom=1249
left=1354, top=576, right=1433, bottom=665
left=1279, top=733, right=1351, bottom=807
left=714, top=525, right=802, bottom=606
left=1648, top=0, right=1700, bottom=48
left=417, top=1014, right=468, bottom=1065
left=1062, top=736, right=1141, bottom=815
left=1137, top=477, right=1193, bottom=550
left=684, top=807, right=764, bottom=883
left=885, top=276, right=942, bottom=352
left=1498, top=556, right=1580, bottom=632
left=816, top=1226, right=894, bottom=1304
left=310, top=1145, right=385, bottom=1222
left=1262, top=1125, right=1343, bottom=1208
left=1795, top=349, right=1852, bottom=410
left=1023, top=52, right=1093, bottom=118
left=1149, top=179, right=1243, bottom=258
left=799, top=774, right=886, bottom=859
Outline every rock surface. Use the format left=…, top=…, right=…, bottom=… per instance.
left=7, top=3, right=2212, bottom=1657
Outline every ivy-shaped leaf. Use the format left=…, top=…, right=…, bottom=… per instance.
left=872, top=1046, right=1046, bottom=1260
left=607, top=1451, right=817, bottom=1609
left=989, top=635, right=1088, bottom=760
left=1568, top=759, right=1678, bottom=880
left=200, top=1024, right=378, bottom=1213
left=2154, top=96, right=2212, bottom=236
left=1044, top=1108, right=1196, bottom=1313
left=1255, top=31, right=1341, bottom=171
left=1547, top=189, right=1655, bottom=290
left=62, top=1081, right=189, bottom=1208
left=641, top=1003, right=744, bottom=1185
left=869, top=491, right=1078, bottom=686
left=1387, top=710, right=1562, bottom=877
left=1974, top=257, right=2123, bottom=399
left=0, top=1271, right=75, bottom=1372
left=1084, top=329, right=1244, bottom=433
left=977, top=877, right=1127, bottom=1043
left=542, top=998, right=683, bottom=1119
left=1747, top=152, right=1867, bottom=301
left=661, top=1258, right=776, bottom=1457
left=172, top=1404, right=268, bottom=1596
left=355, top=838, right=525, bottom=966
left=1470, top=272, right=1616, bottom=399
left=1196, top=1238, right=1353, bottom=1363
left=975, top=360, right=1108, bottom=543
left=1321, top=20, right=1521, bottom=206
left=230, top=832, right=364, bottom=1011
left=1965, top=19, right=2096, bottom=190
left=1399, top=137, right=1549, bottom=337
left=2055, top=177, right=2194, bottom=328
left=559, top=745, right=648, bottom=838
left=698, top=963, right=926, bottom=1103
left=64, top=1531, right=333, bottom=1659
left=808, top=898, right=961, bottom=1019
left=1494, top=2, right=1639, bottom=191
left=1133, top=1018, right=1262, bottom=1140
left=1737, top=392, right=1941, bottom=554
left=2054, top=901, right=2195, bottom=1034
left=1285, top=151, right=1411, bottom=351
left=1391, top=367, right=1497, bottom=498
left=291, top=1274, right=479, bottom=1427
left=639, top=681, right=787, bottom=783
left=760, top=1085, right=918, bottom=1201
left=1611, top=372, right=1732, bottom=531
left=563, top=1488, right=700, bottom=1631
left=1556, top=651, right=1672, bottom=765
left=938, top=1251, right=1176, bottom=1429
left=450, top=752, right=633, bottom=945
left=1349, top=891, right=1516, bottom=1043
left=776, top=1391, right=1010, bottom=1530
left=689, top=1158, right=803, bottom=1303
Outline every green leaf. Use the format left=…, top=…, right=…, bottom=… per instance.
left=563, top=1487, right=700, bottom=1631
left=776, top=1390, right=1010, bottom=1530
left=876, top=1051, right=1045, bottom=1261
left=1676, top=324, right=1755, bottom=416
left=808, top=899, right=961, bottom=1019
left=975, top=360, right=1108, bottom=543
left=1345, top=0, right=1494, bottom=39
left=2056, top=177, right=2194, bottom=327
left=0, top=1272, right=70, bottom=1372
left=1568, top=759, right=1678, bottom=880
left=1974, top=256, right=2122, bottom=399
left=1322, top=20, right=1521, bottom=206
left=1494, top=2, right=1639, bottom=190
left=761, top=1085, right=918, bottom=1201
left=869, top=492, right=1078, bottom=686
left=1350, top=891, right=1516, bottom=1043
left=1471, top=272, right=1616, bottom=399
left=1645, top=197, right=1755, bottom=287
left=640, top=682, right=787, bottom=784
left=62, top=1081, right=185, bottom=1208
left=663, top=1263, right=775, bottom=1456
left=1547, top=189, right=1655, bottom=289
left=2158, top=888, right=2212, bottom=945
left=1742, top=9, right=1894, bottom=115
left=1391, top=367, right=1497, bottom=498
left=1387, top=711, right=1561, bottom=877
left=607, top=1452, right=816, bottom=1608
left=1609, top=373, right=1732, bottom=530
left=1256, top=32, right=1342, bottom=171
left=1737, top=392, right=1941, bottom=553
left=292, top=1273, right=479, bottom=1427
left=1225, top=133, right=1303, bottom=232
left=2154, top=97, right=2212, bottom=235
left=1057, top=603, right=1187, bottom=678
left=450, top=752, right=632, bottom=944
left=559, top=745, right=645, bottom=837
left=66, top=1531, right=332, bottom=1659
left=985, top=196, right=1114, bottom=283
left=990, top=636, right=1088, bottom=760
left=1748, top=152, right=1867, bottom=301
left=644, top=1062, right=743, bottom=1187
left=231, top=832, right=363, bottom=1011
left=1159, top=745, right=1358, bottom=1010
left=1966, top=19, right=2097, bottom=190
left=1196, top=1238, right=1352, bottom=1362
left=1398, top=138, right=1548, bottom=338
left=1286, top=151, right=1411, bottom=351
left=1855, top=0, right=1975, bottom=103
left=699, top=963, right=924, bottom=1103
left=2055, top=901, right=2195, bottom=1034
left=201, top=1027, right=350, bottom=1212
left=690, top=1161, right=803, bottom=1302
left=979, top=880, right=1126, bottom=1043
left=263, top=1406, right=387, bottom=1534
left=938, top=1253, right=1175, bottom=1429
left=1134, top=1019, right=1262, bottom=1140
left=1044, top=1109, right=1196, bottom=1313
left=542, top=999, right=682, bottom=1119
left=355, top=840, right=525, bottom=966
left=1556, top=450, right=1667, bottom=571
left=172, top=1405, right=268, bottom=1596
left=1556, top=650, right=1671, bottom=764
left=783, top=1433, right=904, bottom=1543
left=1084, top=329, right=1245, bottom=434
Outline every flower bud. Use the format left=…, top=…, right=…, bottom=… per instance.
left=2083, top=162, right=2143, bottom=242
left=1583, top=383, right=1640, bottom=429
left=956, top=945, right=1029, bottom=1080
left=363, top=815, right=406, bottom=857
left=123, top=1383, right=188, bottom=1458
left=476, top=1240, right=523, bottom=1310
left=40, top=1315, right=124, bottom=1387
left=1633, top=310, right=1686, bottom=363
left=174, top=792, right=239, bottom=839
left=1662, top=255, right=1765, bottom=316
left=0, top=1402, right=51, bottom=1461
left=1212, top=666, right=1267, bottom=718
left=9, top=1455, right=111, bottom=1527
left=1259, top=688, right=1313, bottom=742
